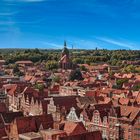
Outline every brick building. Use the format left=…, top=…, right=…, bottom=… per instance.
left=59, top=41, right=73, bottom=70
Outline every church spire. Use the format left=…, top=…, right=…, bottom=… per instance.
left=64, top=40, right=67, bottom=48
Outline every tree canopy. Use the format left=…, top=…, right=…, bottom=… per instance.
left=0, top=49, right=139, bottom=72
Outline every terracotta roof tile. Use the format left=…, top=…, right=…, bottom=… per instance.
left=63, top=121, right=86, bottom=136
left=51, top=96, right=79, bottom=111
left=0, top=115, right=8, bottom=138
left=119, top=98, right=130, bottom=105
left=15, top=114, right=54, bottom=134
left=16, top=61, right=33, bottom=64
left=1, top=112, right=23, bottom=124
left=24, top=75, right=33, bottom=81
left=3, top=84, right=17, bottom=96
left=120, top=105, right=140, bottom=122
left=0, top=103, right=7, bottom=113
left=60, top=131, right=102, bottom=140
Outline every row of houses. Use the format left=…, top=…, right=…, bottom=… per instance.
left=0, top=45, right=139, bottom=139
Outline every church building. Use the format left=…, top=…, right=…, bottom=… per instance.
left=59, top=41, right=74, bottom=70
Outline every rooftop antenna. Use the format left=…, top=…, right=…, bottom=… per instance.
left=72, top=44, right=74, bottom=50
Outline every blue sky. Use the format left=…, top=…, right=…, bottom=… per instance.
left=0, top=0, right=140, bottom=50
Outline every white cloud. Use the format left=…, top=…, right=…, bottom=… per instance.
left=0, top=21, right=15, bottom=25
left=0, top=17, right=45, bottom=26
left=0, top=11, right=18, bottom=16
left=4, top=0, right=45, bottom=3
left=97, top=37, right=138, bottom=50
left=20, top=0, right=45, bottom=2
left=41, top=41, right=62, bottom=49
left=65, top=37, right=102, bottom=49
left=76, top=39, right=101, bottom=49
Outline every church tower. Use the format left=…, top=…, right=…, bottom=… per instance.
left=59, top=41, right=73, bottom=70
left=61, top=41, right=69, bottom=59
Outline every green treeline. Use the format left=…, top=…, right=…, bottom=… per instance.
left=0, top=49, right=140, bottom=67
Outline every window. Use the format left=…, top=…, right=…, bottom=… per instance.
left=95, top=126, right=99, bottom=130
left=103, top=129, right=107, bottom=137
left=128, top=135, right=131, bottom=140
left=103, top=116, right=107, bottom=126
left=110, top=132, right=112, bottom=137
left=128, top=127, right=132, bottom=132
left=94, top=115, right=100, bottom=124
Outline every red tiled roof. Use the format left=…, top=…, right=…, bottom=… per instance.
left=50, top=85, right=60, bottom=94
left=30, top=77, right=37, bottom=83
left=120, top=105, right=140, bottom=122
left=1, top=112, right=23, bottom=124
left=63, top=121, right=86, bottom=136
left=0, top=60, right=5, bottom=63
left=23, top=87, right=42, bottom=104
left=60, top=131, right=102, bottom=140
left=24, top=75, right=33, bottom=81
left=0, top=103, right=8, bottom=113
left=16, top=116, right=37, bottom=134
left=51, top=96, right=79, bottom=111
left=98, top=97, right=111, bottom=104
left=119, top=98, right=130, bottom=105
left=135, top=92, right=140, bottom=104
left=114, top=73, right=133, bottom=79
left=35, top=114, right=53, bottom=130
left=16, top=61, right=33, bottom=64
left=15, top=114, right=53, bottom=134
left=3, top=84, right=17, bottom=96
left=0, top=115, right=8, bottom=138
left=60, top=55, right=69, bottom=63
